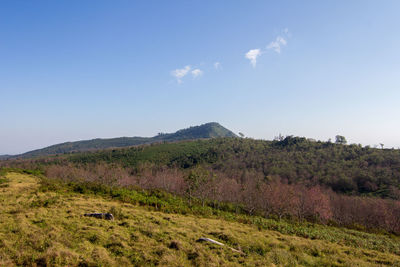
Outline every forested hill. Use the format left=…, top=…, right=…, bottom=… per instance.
left=12, top=122, right=237, bottom=159
left=5, top=131, right=400, bottom=199
left=22, top=136, right=400, bottom=199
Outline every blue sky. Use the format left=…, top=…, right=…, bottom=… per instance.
left=1, top=1, right=400, bottom=154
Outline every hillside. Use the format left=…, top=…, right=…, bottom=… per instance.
left=1, top=171, right=400, bottom=266
left=12, top=122, right=237, bottom=159
left=25, top=136, right=400, bottom=199
left=4, top=137, right=400, bottom=236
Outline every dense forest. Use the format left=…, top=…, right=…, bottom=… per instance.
left=10, top=136, right=400, bottom=198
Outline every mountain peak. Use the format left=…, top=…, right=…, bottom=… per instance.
left=14, top=122, right=237, bottom=158
left=164, top=122, right=237, bottom=140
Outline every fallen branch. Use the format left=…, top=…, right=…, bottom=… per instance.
left=196, top=237, right=243, bottom=253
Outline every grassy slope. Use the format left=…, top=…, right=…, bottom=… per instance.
left=1, top=173, right=400, bottom=266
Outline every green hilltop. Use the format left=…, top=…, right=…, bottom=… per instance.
left=14, top=122, right=237, bottom=159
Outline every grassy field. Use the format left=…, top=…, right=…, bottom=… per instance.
left=1, top=172, right=400, bottom=266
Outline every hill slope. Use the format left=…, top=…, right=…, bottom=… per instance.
left=15, top=122, right=237, bottom=159
left=44, top=137, right=400, bottom=198
left=1, top=172, right=400, bottom=266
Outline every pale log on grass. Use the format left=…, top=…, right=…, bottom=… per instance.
left=196, top=237, right=243, bottom=253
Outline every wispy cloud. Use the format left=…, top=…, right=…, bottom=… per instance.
left=267, top=36, right=287, bottom=53
left=191, top=68, right=203, bottom=78
left=245, top=49, right=261, bottom=67
left=171, top=65, right=204, bottom=83
left=214, top=62, right=221, bottom=70
left=171, top=65, right=191, bottom=83
left=245, top=29, right=290, bottom=66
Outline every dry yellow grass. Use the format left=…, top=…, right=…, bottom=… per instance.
left=1, top=172, right=400, bottom=266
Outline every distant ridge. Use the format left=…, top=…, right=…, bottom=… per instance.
left=13, top=122, right=237, bottom=159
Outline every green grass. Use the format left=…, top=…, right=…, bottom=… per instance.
left=1, top=171, right=400, bottom=266
left=0, top=177, right=9, bottom=188
left=35, top=172, right=400, bottom=255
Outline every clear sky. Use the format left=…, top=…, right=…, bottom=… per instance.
left=1, top=1, right=400, bottom=154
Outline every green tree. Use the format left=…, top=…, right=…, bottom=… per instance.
left=335, top=135, right=347, bottom=145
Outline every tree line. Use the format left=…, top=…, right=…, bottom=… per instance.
left=19, top=136, right=400, bottom=199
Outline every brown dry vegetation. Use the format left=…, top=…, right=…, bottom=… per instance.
left=1, top=172, right=400, bottom=266
left=36, top=163, right=400, bottom=234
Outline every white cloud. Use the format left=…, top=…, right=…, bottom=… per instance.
left=191, top=68, right=203, bottom=78
left=267, top=36, right=287, bottom=53
left=243, top=28, right=290, bottom=69
left=245, top=49, right=261, bottom=67
left=171, top=65, right=191, bottom=83
left=214, top=62, right=221, bottom=70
